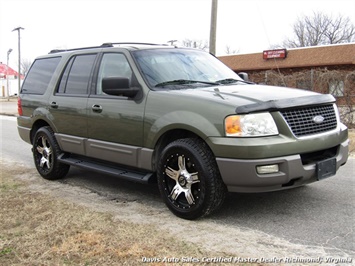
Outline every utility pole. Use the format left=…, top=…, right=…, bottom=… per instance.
left=12, top=27, right=24, bottom=95
left=209, top=0, right=218, bottom=55
left=6, top=49, right=13, bottom=101
left=167, top=40, right=177, bottom=46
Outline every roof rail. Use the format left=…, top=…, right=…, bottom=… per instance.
left=49, top=43, right=112, bottom=54
left=49, top=42, right=170, bottom=54
left=101, top=42, right=169, bottom=47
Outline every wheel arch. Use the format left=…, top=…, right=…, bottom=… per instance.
left=151, top=129, right=213, bottom=172
left=30, top=119, right=51, bottom=144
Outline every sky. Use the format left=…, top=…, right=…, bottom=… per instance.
left=0, top=0, right=354, bottom=69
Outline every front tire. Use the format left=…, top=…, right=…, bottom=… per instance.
left=157, top=138, right=227, bottom=220
left=33, top=126, right=70, bottom=180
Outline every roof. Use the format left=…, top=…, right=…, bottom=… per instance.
left=219, top=43, right=355, bottom=72
left=0, top=63, right=24, bottom=79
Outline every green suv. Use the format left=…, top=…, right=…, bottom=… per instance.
left=17, top=43, right=349, bottom=219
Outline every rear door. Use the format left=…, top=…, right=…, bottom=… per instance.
left=49, top=53, right=97, bottom=154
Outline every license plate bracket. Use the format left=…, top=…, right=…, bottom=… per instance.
left=317, top=158, right=336, bottom=180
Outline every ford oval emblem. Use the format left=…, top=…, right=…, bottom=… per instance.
left=313, top=115, right=325, bottom=124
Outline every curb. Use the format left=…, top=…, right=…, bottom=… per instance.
left=0, top=113, right=18, bottom=117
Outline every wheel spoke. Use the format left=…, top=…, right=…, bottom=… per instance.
left=190, top=173, right=200, bottom=184
left=41, top=136, right=48, bottom=149
left=184, top=189, right=195, bottom=205
left=46, top=156, right=51, bottom=169
left=40, top=157, right=48, bottom=168
left=165, top=166, right=179, bottom=181
left=178, top=155, right=185, bottom=170
left=36, top=146, right=44, bottom=154
left=170, top=184, right=184, bottom=201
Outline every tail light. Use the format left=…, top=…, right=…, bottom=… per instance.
left=17, top=98, right=23, bottom=116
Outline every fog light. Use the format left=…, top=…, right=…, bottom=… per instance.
left=256, top=164, right=279, bottom=174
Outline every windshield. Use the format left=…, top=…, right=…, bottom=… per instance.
left=132, top=48, right=243, bottom=88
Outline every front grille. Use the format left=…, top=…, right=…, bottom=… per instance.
left=281, top=104, right=337, bottom=137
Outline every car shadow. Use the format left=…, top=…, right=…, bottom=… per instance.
left=61, top=166, right=320, bottom=221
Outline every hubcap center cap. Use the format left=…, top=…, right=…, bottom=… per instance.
left=178, top=175, right=187, bottom=186
left=178, top=170, right=192, bottom=187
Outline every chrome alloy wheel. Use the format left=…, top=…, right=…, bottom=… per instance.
left=164, top=154, right=200, bottom=208
left=33, top=127, right=70, bottom=180
left=35, top=135, right=53, bottom=171
left=158, top=138, right=227, bottom=219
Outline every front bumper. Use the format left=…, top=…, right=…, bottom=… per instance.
left=216, top=139, right=349, bottom=193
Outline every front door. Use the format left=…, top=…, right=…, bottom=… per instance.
left=86, top=52, right=145, bottom=167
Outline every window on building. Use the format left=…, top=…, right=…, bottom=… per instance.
left=329, top=80, right=344, bottom=97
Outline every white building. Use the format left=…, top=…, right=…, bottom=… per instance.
left=0, top=63, right=24, bottom=97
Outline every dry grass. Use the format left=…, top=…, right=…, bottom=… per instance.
left=1, top=126, right=354, bottom=266
left=0, top=162, right=210, bottom=266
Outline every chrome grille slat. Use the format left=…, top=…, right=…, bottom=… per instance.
left=281, top=105, right=337, bottom=137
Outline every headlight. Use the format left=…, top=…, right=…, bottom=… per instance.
left=225, top=112, right=278, bottom=137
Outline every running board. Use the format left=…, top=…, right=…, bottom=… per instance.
left=58, top=154, right=155, bottom=184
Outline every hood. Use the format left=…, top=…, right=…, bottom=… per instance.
left=166, top=84, right=335, bottom=114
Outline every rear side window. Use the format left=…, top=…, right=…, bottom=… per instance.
left=57, top=54, right=97, bottom=94
left=21, top=57, right=61, bottom=94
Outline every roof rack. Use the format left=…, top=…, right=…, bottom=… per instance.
left=49, top=42, right=169, bottom=54
left=101, top=42, right=169, bottom=47
left=49, top=43, right=112, bottom=54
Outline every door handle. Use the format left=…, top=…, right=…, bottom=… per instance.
left=92, top=104, right=103, bottom=113
left=50, top=102, right=58, bottom=109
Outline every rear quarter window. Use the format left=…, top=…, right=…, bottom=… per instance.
left=21, top=57, right=61, bottom=94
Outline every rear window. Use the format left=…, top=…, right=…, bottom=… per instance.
left=21, top=57, right=61, bottom=94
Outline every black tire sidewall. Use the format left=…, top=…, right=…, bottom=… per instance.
left=33, top=126, right=69, bottom=180
left=157, top=138, right=224, bottom=220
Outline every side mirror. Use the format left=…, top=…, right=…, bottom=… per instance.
left=238, top=72, right=249, bottom=81
left=102, top=77, right=139, bottom=98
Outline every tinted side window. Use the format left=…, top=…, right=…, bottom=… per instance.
left=58, top=54, right=96, bottom=94
left=96, top=53, right=132, bottom=94
left=21, top=57, right=61, bottom=94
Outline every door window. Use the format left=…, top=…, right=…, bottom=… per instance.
left=57, top=54, right=97, bottom=94
left=97, top=53, right=132, bottom=94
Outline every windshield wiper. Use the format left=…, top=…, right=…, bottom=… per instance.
left=155, top=79, right=218, bottom=87
left=215, top=78, right=253, bottom=85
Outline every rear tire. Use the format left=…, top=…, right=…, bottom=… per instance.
left=33, top=126, right=70, bottom=180
left=157, top=138, right=227, bottom=220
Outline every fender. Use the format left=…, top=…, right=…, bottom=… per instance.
left=144, top=110, right=223, bottom=149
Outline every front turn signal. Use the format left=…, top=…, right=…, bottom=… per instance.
left=225, top=115, right=242, bottom=136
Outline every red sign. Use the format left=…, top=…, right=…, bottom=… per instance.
left=263, top=49, right=287, bottom=60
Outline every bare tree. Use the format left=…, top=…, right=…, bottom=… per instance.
left=181, top=39, right=209, bottom=51
left=224, top=45, right=239, bottom=55
left=283, top=12, right=355, bottom=48
left=21, top=58, right=32, bottom=76
left=249, top=68, right=355, bottom=127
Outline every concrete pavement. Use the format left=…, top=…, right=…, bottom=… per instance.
left=0, top=97, right=18, bottom=116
